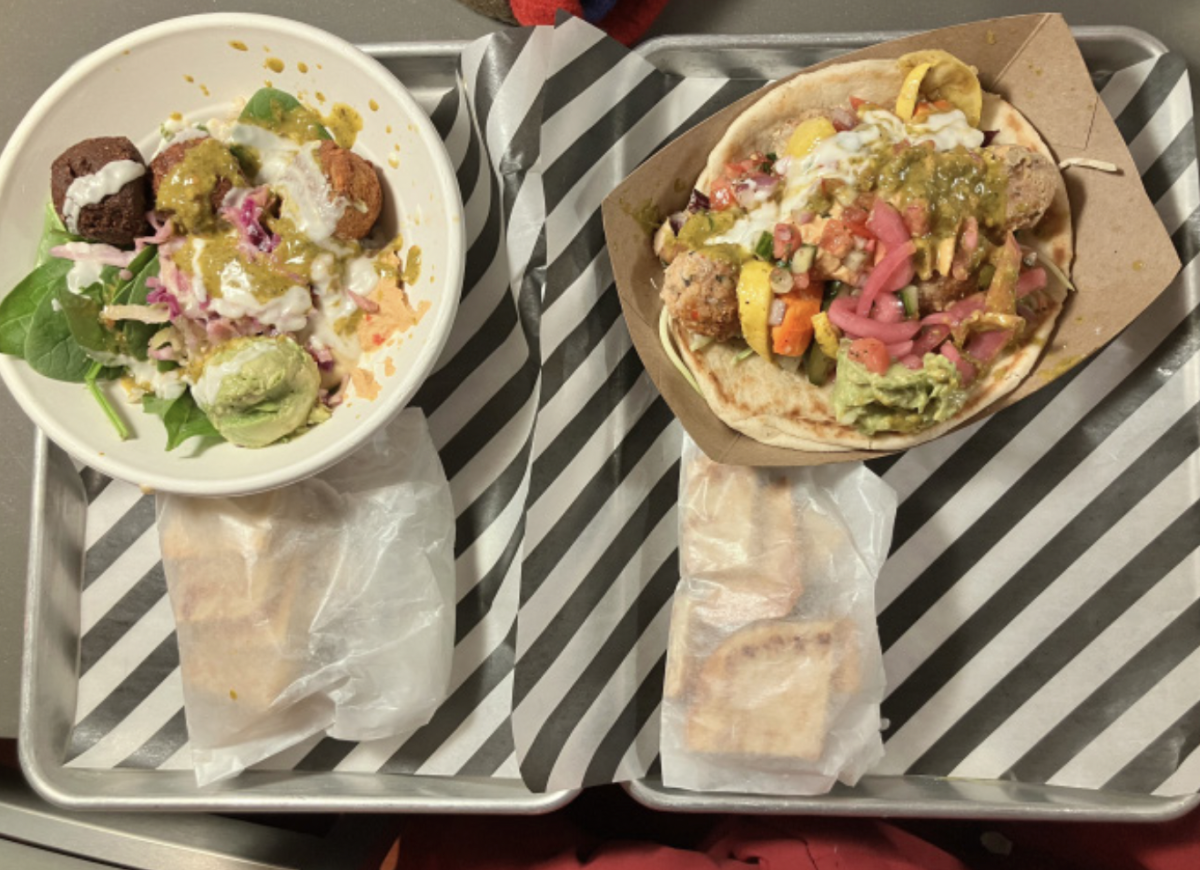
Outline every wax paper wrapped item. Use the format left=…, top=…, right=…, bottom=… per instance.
left=157, top=408, right=455, bottom=786
left=661, top=437, right=897, bottom=795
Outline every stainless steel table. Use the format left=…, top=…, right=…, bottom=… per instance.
left=0, top=0, right=1197, bottom=745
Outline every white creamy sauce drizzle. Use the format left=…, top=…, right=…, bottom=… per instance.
left=708, top=109, right=984, bottom=249
left=151, top=112, right=387, bottom=375
left=126, top=357, right=186, bottom=400
left=54, top=241, right=110, bottom=295
left=180, top=237, right=210, bottom=312
left=191, top=340, right=278, bottom=409
left=275, top=142, right=347, bottom=244
left=227, top=123, right=300, bottom=184
left=62, top=160, right=145, bottom=233
left=345, top=255, right=381, bottom=297
left=152, top=124, right=208, bottom=159
left=182, top=238, right=312, bottom=332
left=305, top=253, right=369, bottom=365
left=212, top=270, right=312, bottom=333
left=66, top=257, right=106, bottom=295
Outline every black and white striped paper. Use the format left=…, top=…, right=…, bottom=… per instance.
left=65, top=18, right=1200, bottom=798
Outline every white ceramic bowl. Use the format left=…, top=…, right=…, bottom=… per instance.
left=0, top=14, right=463, bottom=496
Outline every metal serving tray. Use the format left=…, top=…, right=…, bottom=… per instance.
left=627, top=26, right=1200, bottom=822
left=22, top=432, right=574, bottom=814
left=19, top=40, right=576, bottom=813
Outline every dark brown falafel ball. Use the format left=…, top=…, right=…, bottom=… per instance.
left=317, top=140, right=382, bottom=241
left=150, top=137, right=246, bottom=233
left=50, top=137, right=149, bottom=246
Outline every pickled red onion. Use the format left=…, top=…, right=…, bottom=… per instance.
left=1017, top=267, right=1048, bottom=297
left=829, top=296, right=921, bottom=343
left=941, top=342, right=976, bottom=385
left=867, top=200, right=910, bottom=247
left=856, top=239, right=915, bottom=317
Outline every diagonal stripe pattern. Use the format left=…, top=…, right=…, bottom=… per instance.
left=61, top=23, right=1200, bottom=799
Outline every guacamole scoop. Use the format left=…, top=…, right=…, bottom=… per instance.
left=192, top=336, right=321, bottom=448
left=832, top=349, right=967, bottom=436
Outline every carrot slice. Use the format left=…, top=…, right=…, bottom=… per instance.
left=771, top=284, right=824, bottom=357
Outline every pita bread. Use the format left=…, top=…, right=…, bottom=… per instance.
left=686, top=621, right=837, bottom=759
left=663, top=592, right=696, bottom=700
left=680, top=452, right=805, bottom=614
left=670, top=60, right=1073, bottom=452
left=666, top=454, right=807, bottom=699
left=160, top=490, right=326, bottom=711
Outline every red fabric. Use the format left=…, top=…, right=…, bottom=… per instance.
left=508, top=1, right=671, bottom=46
left=992, top=812, right=1200, bottom=870
left=397, top=814, right=970, bottom=869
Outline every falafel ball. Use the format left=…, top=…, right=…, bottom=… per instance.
left=660, top=250, right=742, bottom=341
left=317, top=140, right=382, bottom=241
left=50, top=136, right=149, bottom=246
left=150, top=137, right=247, bottom=233
left=989, top=144, right=1060, bottom=232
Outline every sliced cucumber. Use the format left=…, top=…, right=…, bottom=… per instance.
left=790, top=244, right=816, bottom=274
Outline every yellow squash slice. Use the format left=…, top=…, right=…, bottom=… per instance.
left=895, top=62, right=933, bottom=121
left=811, top=310, right=841, bottom=359
left=736, top=260, right=775, bottom=361
left=785, top=117, right=837, bottom=159
left=897, top=49, right=983, bottom=127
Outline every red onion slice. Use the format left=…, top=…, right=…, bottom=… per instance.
left=941, top=342, right=977, bottom=385
left=1016, top=267, right=1048, bottom=298
left=911, top=323, right=952, bottom=356
left=769, top=297, right=787, bottom=326
left=828, top=296, right=922, bottom=343
left=856, top=240, right=916, bottom=317
left=872, top=292, right=906, bottom=323
left=965, top=328, right=1013, bottom=362
left=867, top=199, right=910, bottom=247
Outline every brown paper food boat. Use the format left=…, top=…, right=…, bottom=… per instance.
left=602, top=13, right=1181, bottom=467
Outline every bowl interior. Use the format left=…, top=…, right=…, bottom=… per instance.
left=0, top=14, right=462, bottom=495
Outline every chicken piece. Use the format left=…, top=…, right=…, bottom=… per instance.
left=317, top=141, right=382, bottom=240
left=661, top=250, right=741, bottom=341
left=990, top=144, right=1059, bottom=232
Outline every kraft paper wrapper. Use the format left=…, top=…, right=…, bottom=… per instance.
left=603, top=14, right=1182, bottom=467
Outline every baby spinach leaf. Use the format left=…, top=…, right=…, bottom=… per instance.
left=116, top=253, right=161, bottom=362
left=108, top=247, right=158, bottom=306
left=36, top=202, right=81, bottom=266
left=143, top=391, right=223, bottom=451
left=94, top=247, right=162, bottom=362
left=0, top=257, right=72, bottom=357
left=239, top=87, right=332, bottom=140
left=56, top=284, right=122, bottom=361
left=241, top=86, right=303, bottom=119
left=24, top=290, right=93, bottom=382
